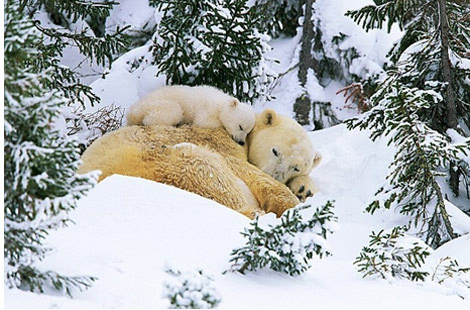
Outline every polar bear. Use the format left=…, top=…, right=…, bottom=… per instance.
left=126, top=85, right=256, bottom=145
left=78, top=109, right=321, bottom=218
left=247, top=112, right=322, bottom=196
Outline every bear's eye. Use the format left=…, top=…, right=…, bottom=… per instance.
left=239, top=125, right=243, bottom=131
left=293, top=167, right=300, bottom=172
left=272, top=148, right=279, bottom=157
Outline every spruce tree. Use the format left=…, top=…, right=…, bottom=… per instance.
left=18, top=0, right=129, bottom=107
left=355, top=227, right=470, bottom=295
left=4, top=0, right=98, bottom=295
left=345, top=0, right=470, bottom=248
left=149, top=0, right=276, bottom=103
left=354, top=227, right=431, bottom=281
left=229, top=201, right=337, bottom=276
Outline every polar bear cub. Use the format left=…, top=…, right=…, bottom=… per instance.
left=126, top=85, right=256, bottom=145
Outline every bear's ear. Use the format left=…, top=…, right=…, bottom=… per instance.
left=230, top=99, right=239, bottom=108
left=312, top=152, right=322, bottom=168
left=257, top=109, right=280, bottom=128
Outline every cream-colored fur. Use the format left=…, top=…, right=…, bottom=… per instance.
left=78, top=109, right=320, bottom=218
left=126, top=85, right=256, bottom=145
left=287, top=175, right=319, bottom=202
left=247, top=110, right=322, bottom=185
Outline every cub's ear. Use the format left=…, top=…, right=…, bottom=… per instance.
left=230, top=99, right=239, bottom=108
left=256, top=109, right=280, bottom=128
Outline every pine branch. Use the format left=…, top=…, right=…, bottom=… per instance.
left=34, top=21, right=130, bottom=67
left=24, top=0, right=117, bottom=22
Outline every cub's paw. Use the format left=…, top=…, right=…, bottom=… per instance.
left=287, top=175, right=318, bottom=202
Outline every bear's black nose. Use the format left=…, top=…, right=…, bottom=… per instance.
left=238, top=141, right=245, bottom=146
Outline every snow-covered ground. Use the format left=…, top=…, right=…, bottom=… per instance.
left=5, top=124, right=470, bottom=308
left=5, top=0, right=470, bottom=308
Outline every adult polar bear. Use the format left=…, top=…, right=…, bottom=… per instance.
left=78, top=109, right=321, bottom=218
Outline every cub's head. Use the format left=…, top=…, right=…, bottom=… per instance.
left=219, top=99, right=256, bottom=146
left=246, top=109, right=322, bottom=184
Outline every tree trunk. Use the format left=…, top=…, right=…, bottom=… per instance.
left=449, top=162, right=461, bottom=197
left=438, top=0, right=461, bottom=197
left=426, top=178, right=457, bottom=248
left=294, top=0, right=317, bottom=126
left=297, top=0, right=318, bottom=85
left=294, top=0, right=340, bottom=129
left=294, top=93, right=311, bottom=126
left=438, top=0, right=458, bottom=129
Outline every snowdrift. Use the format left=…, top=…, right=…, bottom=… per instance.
left=5, top=125, right=470, bottom=308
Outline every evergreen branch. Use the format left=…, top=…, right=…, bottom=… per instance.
left=22, top=0, right=117, bottom=22
left=34, top=21, right=130, bottom=67
left=354, top=227, right=431, bottom=281
left=228, top=202, right=337, bottom=276
left=346, top=80, right=465, bottom=247
left=4, top=1, right=98, bottom=295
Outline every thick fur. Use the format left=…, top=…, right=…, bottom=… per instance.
left=78, top=109, right=320, bottom=218
left=247, top=110, right=322, bottom=185
left=287, top=175, right=319, bottom=202
left=126, top=85, right=256, bottom=145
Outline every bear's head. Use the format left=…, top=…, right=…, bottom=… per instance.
left=219, top=99, right=256, bottom=146
left=247, top=109, right=322, bottom=184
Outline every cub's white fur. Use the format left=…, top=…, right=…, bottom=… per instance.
left=126, top=85, right=256, bottom=145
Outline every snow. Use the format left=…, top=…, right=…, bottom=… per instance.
left=105, top=0, right=155, bottom=34
left=6, top=0, right=470, bottom=308
left=5, top=125, right=470, bottom=308
left=313, top=0, right=401, bottom=80
left=257, top=0, right=401, bottom=121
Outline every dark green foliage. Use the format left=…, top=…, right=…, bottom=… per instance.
left=345, top=0, right=422, bottom=32
left=149, top=0, right=275, bottom=103
left=4, top=0, right=98, bottom=295
left=345, top=0, right=470, bottom=248
left=354, top=227, right=431, bottom=281
left=12, top=267, right=97, bottom=298
left=346, top=0, right=470, bottom=130
left=229, top=201, right=337, bottom=276
left=356, top=228, right=470, bottom=292
left=347, top=79, right=469, bottom=247
left=250, top=0, right=303, bottom=37
left=18, top=0, right=129, bottom=107
left=28, top=0, right=118, bottom=23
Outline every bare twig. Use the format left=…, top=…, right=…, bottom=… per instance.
left=336, top=83, right=369, bottom=112
left=68, top=104, right=125, bottom=147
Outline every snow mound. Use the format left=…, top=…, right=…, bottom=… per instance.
left=5, top=125, right=470, bottom=308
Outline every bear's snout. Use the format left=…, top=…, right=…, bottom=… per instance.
left=238, top=141, right=245, bottom=146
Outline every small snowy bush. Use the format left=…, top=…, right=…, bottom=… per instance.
left=430, top=256, right=470, bottom=299
left=355, top=227, right=470, bottom=298
left=162, top=267, right=221, bottom=309
left=354, top=226, right=432, bottom=281
left=229, top=201, right=337, bottom=276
